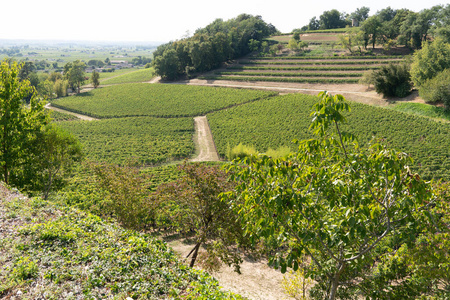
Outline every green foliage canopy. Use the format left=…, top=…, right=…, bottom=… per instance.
left=410, top=37, right=450, bottom=87
left=226, top=92, right=434, bottom=299
left=0, top=60, right=49, bottom=185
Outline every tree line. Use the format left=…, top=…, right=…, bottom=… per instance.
left=304, top=5, right=450, bottom=50
left=152, top=14, right=279, bottom=80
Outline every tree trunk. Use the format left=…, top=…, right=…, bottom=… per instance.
left=186, top=242, right=201, bottom=268
left=329, top=263, right=346, bottom=300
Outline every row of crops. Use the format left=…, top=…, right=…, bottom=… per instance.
left=52, top=84, right=276, bottom=165
left=52, top=83, right=276, bottom=118
left=199, top=55, right=406, bottom=84
left=207, top=93, right=450, bottom=181
left=59, top=117, right=195, bottom=165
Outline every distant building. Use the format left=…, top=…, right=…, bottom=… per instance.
left=352, top=19, right=359, bottom=27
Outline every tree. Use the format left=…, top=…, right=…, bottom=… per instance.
left=91, top=70, right=100, bottom=88
left=153, top=49, right=181, bottom=81
left=92, top=161, right=155, bottom=230
left=63, top=60, right=86, bottom=94
left=226, top=92, right=433, bottom=299
left=319, top=9, right=348, bottom=29
left=361, top=16, right=381, bottom=49
left=53, top=79, right=68, bottom=98
left=20, top=124, right=83, bottom=199
left=288, top=39, right=299, bottom=51
left=155, top=163, right=247, bottom=272
left=248, top=39, right=261, bottom=52
left=410, top=37, right=450, bottom=87
left=0, top=60, right=49, bottom=185
left=398, top=8, right=439, bottom=49
left=350, top=7, right=370, bottom=23
left=339, top=27, right=365, bottom=54
left=308, top=17, right=320, bottom=30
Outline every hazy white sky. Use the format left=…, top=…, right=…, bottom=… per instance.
left=1, top=0, right=447, bottom=43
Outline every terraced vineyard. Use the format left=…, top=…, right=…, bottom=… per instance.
left=200, top=55, right=406, bottom=84
left=207, top=93, right=450, bottom=181
left=52, top=83, right=276, bottom=118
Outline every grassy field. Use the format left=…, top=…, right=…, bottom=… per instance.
left=52, top=83, right=277, bottom=118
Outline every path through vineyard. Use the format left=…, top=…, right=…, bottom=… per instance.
left=189, top=116, right=220, bottom=162
left=45, top=103, right=98, bottom=121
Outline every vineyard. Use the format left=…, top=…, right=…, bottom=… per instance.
left=207, top=93, right=450, bottom=181
left=59, top=117, right=195, bottom=165
left=100, top=68, right=155, bottom=85
left=51, top=83, right=276, bottom=118
left=199, top=55, right=406, bottom=85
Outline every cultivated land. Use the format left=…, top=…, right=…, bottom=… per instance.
left=3, top=31, right=450, bottom=299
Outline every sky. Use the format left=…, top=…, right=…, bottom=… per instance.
left=1, top=0, right=447, bottom=43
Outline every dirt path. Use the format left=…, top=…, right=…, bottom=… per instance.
left=45, top=103, right=98, bottom=121
left=180, top=78, right=427, bottom=107
left=168, top=239, right=294, bottom=300
left=189, top=116, right=220, bottom=162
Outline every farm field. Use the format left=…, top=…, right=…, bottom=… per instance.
left=59, top=116, right=195, bottom=165
left=200, top=55, right=406, bottom=85
left=52, top=83, right=277, bottom=118
left=0, top=44, right=156, bottom=68
left=207, top=93, right=450, bottom=181
left=100, top=68, right=155, bottom=84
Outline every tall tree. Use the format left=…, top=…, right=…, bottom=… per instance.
left=91, top=70, right=100, bottom=88
left=226, top=92, right=433, bottom=300
left=350, top=7, right=370, bottom=23
left=410, top=37, right=450, bottom=87
left=64, top=60, right=86, bottom=94
left=0, top=60, right=49, bottom=184
left=361, top=16, right=382, bottom=48
left=319, top=9, right=348, bottom=29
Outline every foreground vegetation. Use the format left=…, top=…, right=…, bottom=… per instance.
left=0, top=184, right=243, bottom=299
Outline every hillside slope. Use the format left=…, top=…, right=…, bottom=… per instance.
left=0, top=183, right=243, bottom=299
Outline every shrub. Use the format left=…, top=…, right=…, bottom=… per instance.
left=226, top=143, right=258, bottom=160
left=419, top=68, right=450, bottom=109
left=373, top=63, right=412, bottom=98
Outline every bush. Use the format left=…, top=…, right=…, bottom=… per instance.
left=373, top=63, right=412, bottom=98
left=419, top=68, right=450, bottom=109
left=226, top=143, right=257, bottom=160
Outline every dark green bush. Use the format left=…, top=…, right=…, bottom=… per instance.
left=373, top=63, right=412, bottom=98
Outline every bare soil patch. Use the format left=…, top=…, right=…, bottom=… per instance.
left=190, top=116, right=220, bottom=162
left=167, top=238, right=294, bottom=300
left=45, top=103, right=98, bottom=121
